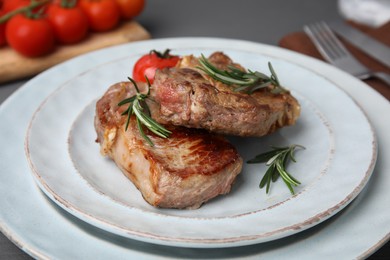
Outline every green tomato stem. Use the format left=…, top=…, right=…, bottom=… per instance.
left=0, top=0, right=51, bottom=24
left=61, top=0, right=78, bottom=9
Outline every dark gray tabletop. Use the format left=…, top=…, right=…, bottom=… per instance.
left=0, top=0, right=388, bottom=259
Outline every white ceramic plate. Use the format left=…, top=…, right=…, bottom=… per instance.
left=24, top=39, right=376, bottom=248
left=1, top=38, right=389, bottom=259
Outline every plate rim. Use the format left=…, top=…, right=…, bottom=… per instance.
left=24, top=37, right=377, bottom=248
left=1, top=37, right=388, bottom=259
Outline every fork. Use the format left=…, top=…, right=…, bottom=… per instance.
left=303, top=21, right=390, bottom=86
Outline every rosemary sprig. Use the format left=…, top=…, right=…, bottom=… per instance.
left=197, top=54, right=287, bottom=94
left=118, top=77, right=172, bottom=146
left=247, top=144, right=305, bottom=195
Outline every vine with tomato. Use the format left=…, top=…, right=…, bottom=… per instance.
left=0, top=0, right=145, bottom=57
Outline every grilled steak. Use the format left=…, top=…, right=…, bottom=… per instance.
left=94, top=81, right=243, bottom=209
left=149, top=52, right=300, bottom=136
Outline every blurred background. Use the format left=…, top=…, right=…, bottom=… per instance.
left=137, top=0, right=342, bottom=45
left=0, top=0, right=389, bottom=259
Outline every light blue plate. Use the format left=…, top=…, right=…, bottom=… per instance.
left=1, top=38, right=388, bottom=259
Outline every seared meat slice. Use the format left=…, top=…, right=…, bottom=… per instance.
left=94, top=81, right=243, bottom=209
left=149, top=52, right=300, bottom=137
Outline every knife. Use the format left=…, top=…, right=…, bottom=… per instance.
left=328, top=20, right=390, bottom=68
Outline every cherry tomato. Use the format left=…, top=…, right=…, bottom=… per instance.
left=5, top=14, right=55, bottom=57
left=0, top=10, right=6, bottom=47
left=0, top=23, right=7, bottom=47
left=114, top=0, right=145, bottom=20
left=133, top=50, right=180, bottom=83
left=47, top=3, right=89, bottom=44
left=2, top=0, right=29, bottom=13
left=79, top=0, right=120, bottom=32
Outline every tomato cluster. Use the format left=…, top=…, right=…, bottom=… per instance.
left=0, top=0, right=145, bottom=57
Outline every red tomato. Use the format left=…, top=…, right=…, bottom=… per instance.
left=47, top=3, right=89, bottom=44
left=133, top=50, right=180, bottom=83
left=2, top=0, right=29, bottom=13
left=5, top=14, right=55, bottom=57
left=114, top=0, right=145, bottom=20
left=79, top=0, right=120, bottom=32
left=0, top=10, right=6, bottom=46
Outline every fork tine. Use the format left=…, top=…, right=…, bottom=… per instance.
left=303, top=22, right=348, bottom=62
left=317, top=21, right=349, bottom=58
left=304, top=23, right=333, bottom=61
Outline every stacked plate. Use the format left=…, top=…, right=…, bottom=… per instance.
left=1, top=38, right=389, bottom=259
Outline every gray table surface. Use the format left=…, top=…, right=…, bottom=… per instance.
left=0, top=0, right=388, bottom=259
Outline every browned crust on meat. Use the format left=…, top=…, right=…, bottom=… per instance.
left=148, top=125, right=241, bottom=178
left=95, top=81, right=243, bottom=209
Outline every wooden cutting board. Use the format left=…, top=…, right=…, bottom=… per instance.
left=0, top=21, right=150, bottom=84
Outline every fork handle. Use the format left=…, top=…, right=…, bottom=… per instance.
left=373, top=72, right=390, bottom=87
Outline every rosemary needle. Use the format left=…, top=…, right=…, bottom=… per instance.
left=118, top=77, right=171, bottom=146
left=247, top=144, right=305, bottom=195
left=197, top=54, right=287, bottom=94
